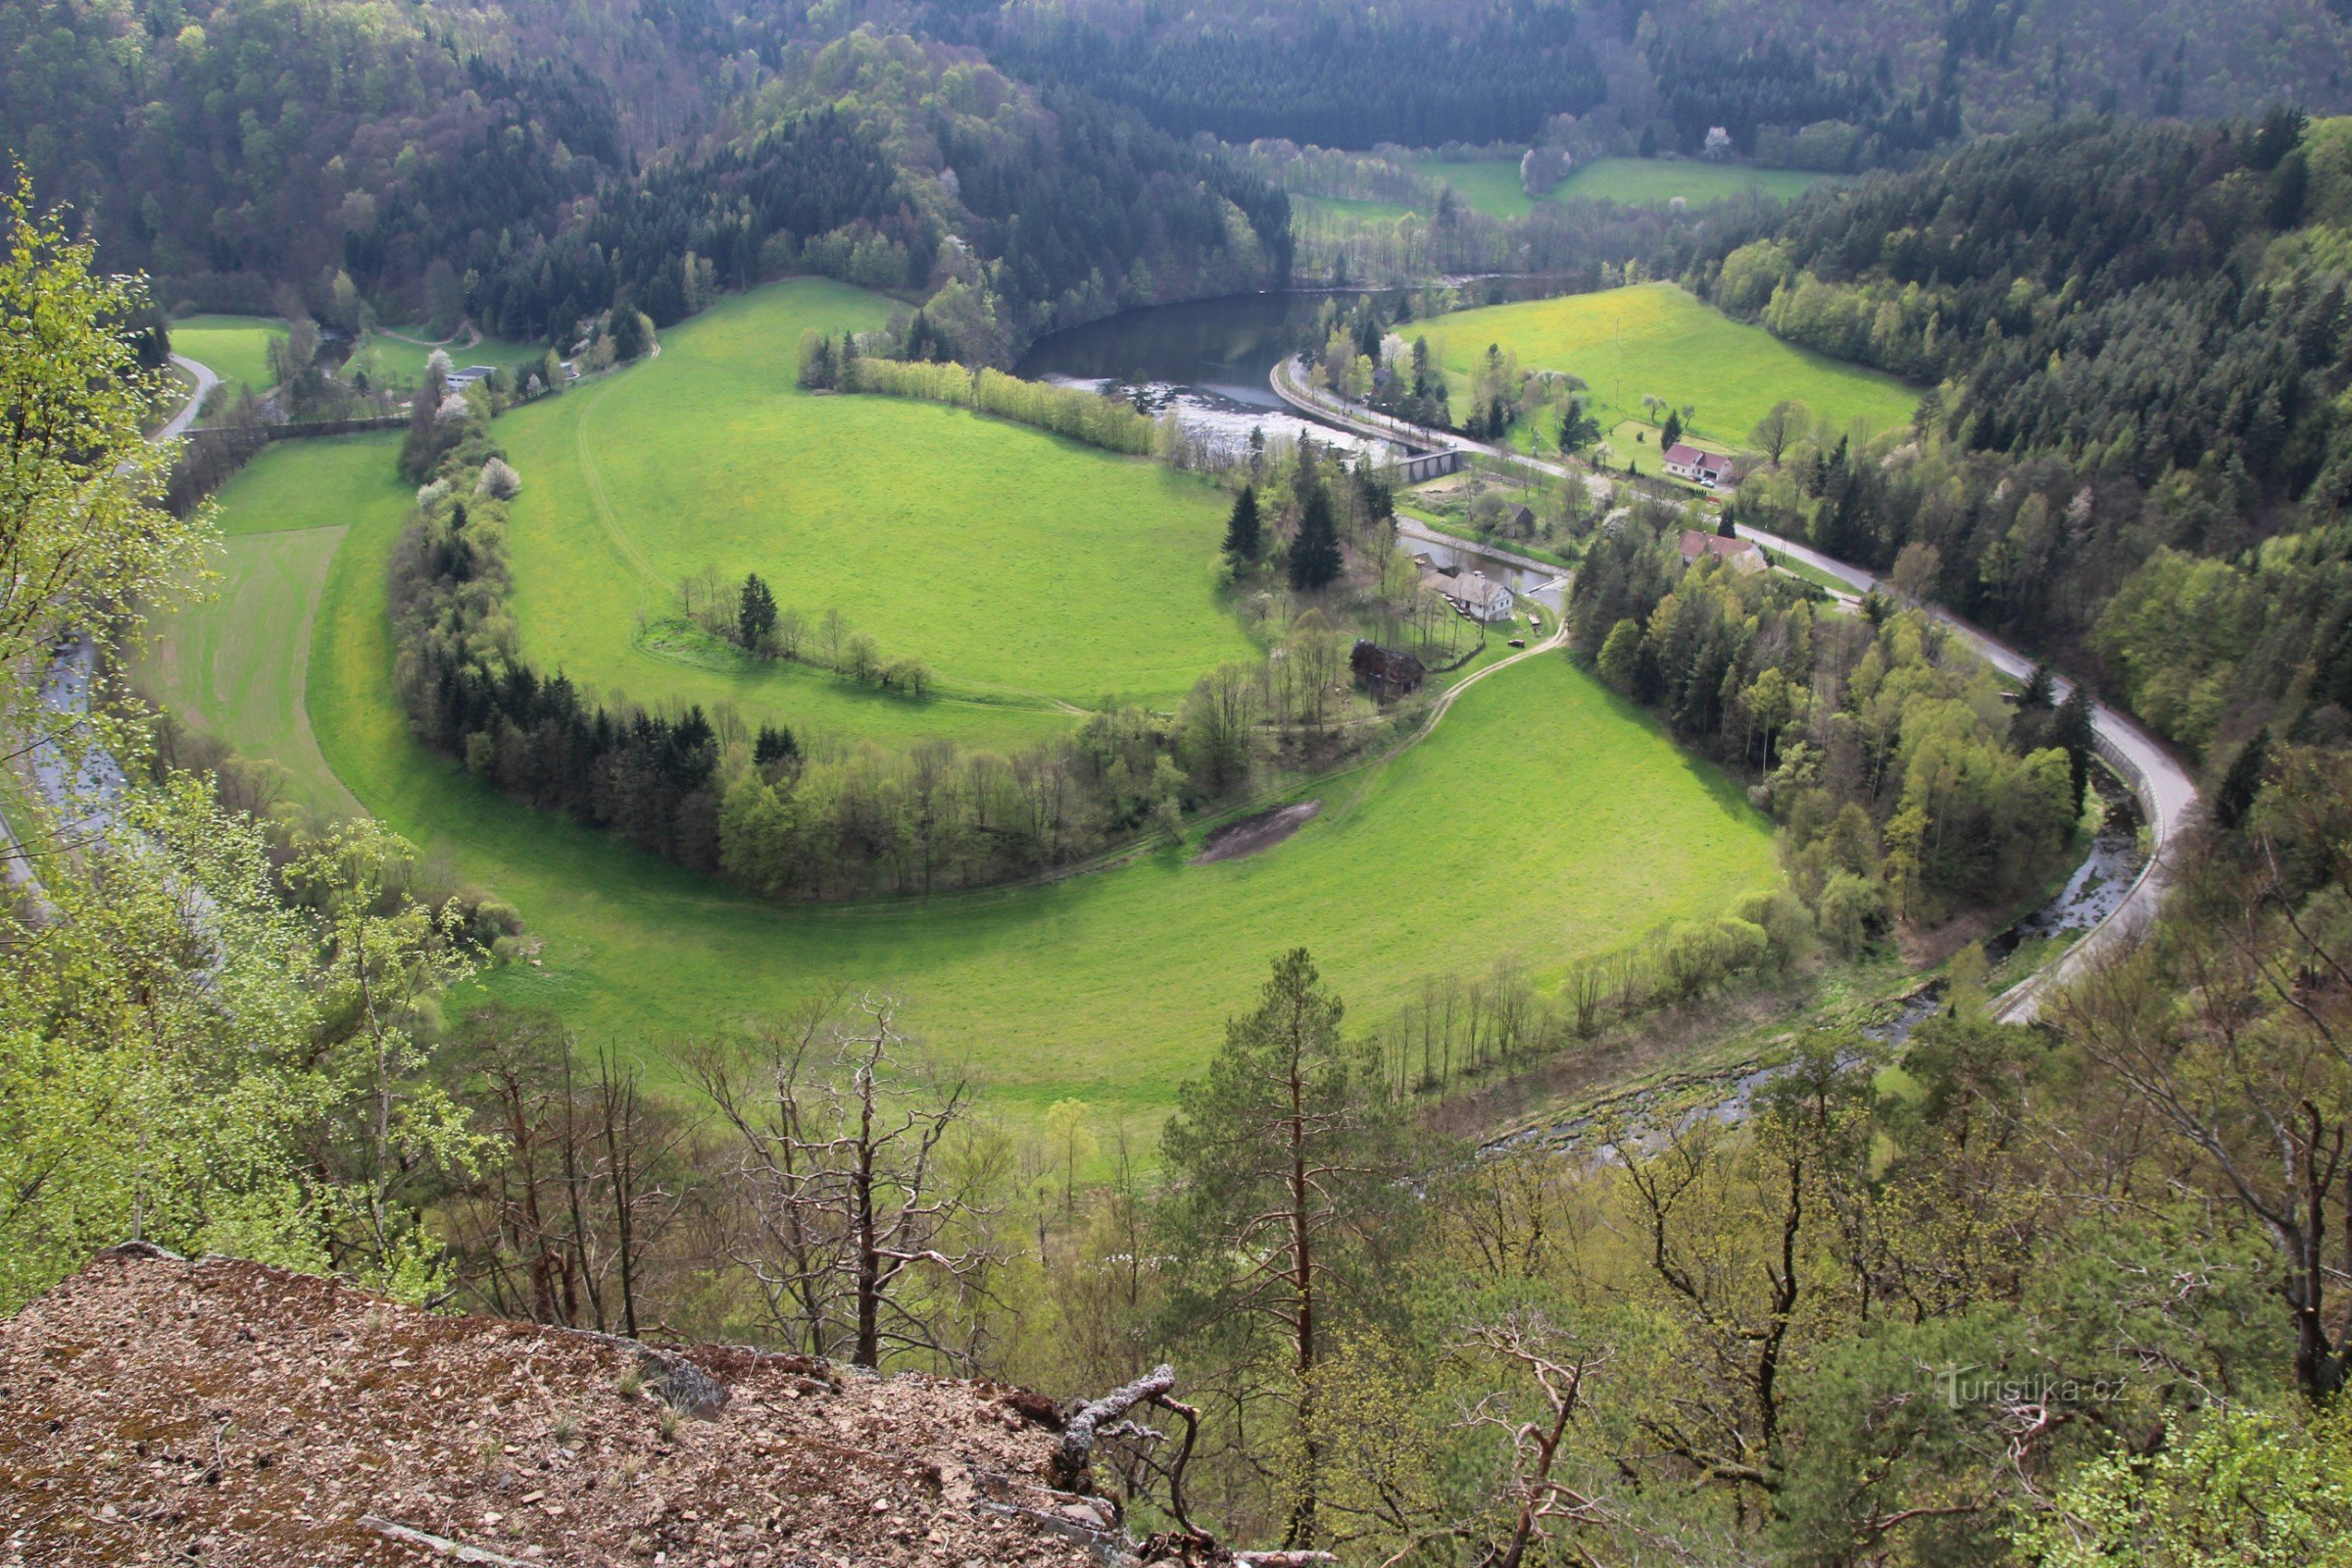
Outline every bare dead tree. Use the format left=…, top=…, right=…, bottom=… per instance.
left=1457, top=1310, right=1614, bottom=1568
left=685, top=991, right=998, bottom=1369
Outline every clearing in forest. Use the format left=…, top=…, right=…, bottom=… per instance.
left=1429, top=282, right=1922, bottom=453
left=1408, top=158, right=1828, bottom=220
left=494, top=278, right=1255, bottom=746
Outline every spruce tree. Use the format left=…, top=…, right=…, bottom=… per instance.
left=1662, top=410, right=1684, bottom=450
left=1289, top=485, right=1344, bottom=592
left=738, top=571, right=778, bottom=651
left=2052, top=684, right=2097, bottom=811
left=1223, top=485, right=1262, bottom=563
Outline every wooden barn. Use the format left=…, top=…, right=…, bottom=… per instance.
left=1351, top=640, right=1426, bottom=702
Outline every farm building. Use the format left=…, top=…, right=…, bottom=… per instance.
left=1663, top=442, right=1740, bottom=488
left=1351, top=640, right=1426, bottom=701
left=1419, top=560, right=1518, bottom=621
left=1679, top=528, right=1767, bottom=574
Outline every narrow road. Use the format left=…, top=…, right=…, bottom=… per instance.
left=1275, top=357, right=2197, bottom=1021
left=159, top=354, right=219, bottom=439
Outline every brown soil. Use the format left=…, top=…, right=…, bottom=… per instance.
left=0, top=1250, right=1117, bottom=1568
left=1191, top=800, right=1322, bottom=864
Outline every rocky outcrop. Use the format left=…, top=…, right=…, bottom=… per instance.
left=0, top=1250, right=1127, bottom=1567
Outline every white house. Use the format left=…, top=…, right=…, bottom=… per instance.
left=1420, top=562, right=1517, bottom=621
left=1663, top=441, right=1739, bottom=489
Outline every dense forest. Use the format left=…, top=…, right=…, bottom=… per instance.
left=900, top=0, right=2348, bottom=154
left=1686, top=113, right=2352, bottom=764
left=0, top=3, right=1287, bottom=356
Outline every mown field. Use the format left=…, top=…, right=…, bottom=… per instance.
left=137, top=434, right=409, bottom=816
left=1429, top=282, right=1922, bottom=453
left=495, top=279, right=1254, bottom=748
left=1555, top=159, right=1829, bottom=208
left=171, top=314, right=284, bottom=396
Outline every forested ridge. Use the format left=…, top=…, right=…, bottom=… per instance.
left=1, top=4, right=1288, bottom=358
left=1672, top=113, right=2352, bottom=767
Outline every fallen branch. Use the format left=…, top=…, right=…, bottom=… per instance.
left=357, top=1514, right=531, bottom=1566
left=1054, top=1363, right=1177, bottom=1489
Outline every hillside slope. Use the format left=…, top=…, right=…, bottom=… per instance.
left=0, top=1249, right=1121, bottom=1566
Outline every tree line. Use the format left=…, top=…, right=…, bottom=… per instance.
left=798, top=333, right=1160, bottom=456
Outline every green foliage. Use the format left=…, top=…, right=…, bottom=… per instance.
left=1575, top=516, right=2079, bottom=923
left=836, top=351, right=1159, bottom=455
left=0, top=177, right=200, bottom=734
left=2029, top=1409, right=2352, bottom=1567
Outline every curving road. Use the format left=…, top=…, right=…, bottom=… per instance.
left=1272, top=357, right=2197, bottom=1020
left=158, top=354, right=220, bottom=440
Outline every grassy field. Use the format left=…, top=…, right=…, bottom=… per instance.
left=138, top=434, right=409, bottom=815
left=171, top=315, right=285, bottom=396
left=343, top=329, right=547, bottom=391
left=496, top=279, right=1255, bottom=746
left=289, top=445, right=1779, bottom=1119
left=1555, top=159, right=1829, bottom=208
left=1430, top=283, right=1921, bottom=453
left=154, top=297, right=1785, bottom=1131
left=1404, top=158, right=1828, bottom=221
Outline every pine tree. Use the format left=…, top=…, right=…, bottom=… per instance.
left=1156, top=950, right=1416, bottom=1549
left=1290, top=486, right=1344, bottom=592
left=738, top=571, right=778, bottom=651
left=1662, top=410, right=1684, bottom=450
left=754, top=722, right=800, bottom=768
left=1223, top=485, right=1262, bottom=563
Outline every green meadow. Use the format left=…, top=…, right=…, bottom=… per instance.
left=153, top=278, right=1787, bottom=1128
left=1407, top=158, right=1828, bottom=220
left=1430, top=282, right=1921, bottom=452
left=138, top=434, right=410, bottom=816
left=156, top=423, right=1781, bottom=1125
left=171, top=314, right=285, bottom=396
left=1556, top=159, right=1829, bottom=208
left=495, top=279, right=1255, bottom=747
left=287, top=447, right=1778, bottom=1120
